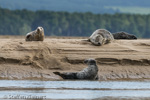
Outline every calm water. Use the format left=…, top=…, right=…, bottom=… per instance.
left=0, top=80, right=150, bottom=100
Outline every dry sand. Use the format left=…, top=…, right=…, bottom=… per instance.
left=0, top=36, right=150, bottom=81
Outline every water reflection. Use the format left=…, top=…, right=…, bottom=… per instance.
left=0, top=80, right=150, bottom=99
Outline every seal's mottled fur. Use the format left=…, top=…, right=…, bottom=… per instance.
left=25, top=27, right=44, bottom=41
left=89, top=29, right=114, bottom=46
left=112, top=31, right=137, bottom=39
left=53, top=58, right=98, bottom=80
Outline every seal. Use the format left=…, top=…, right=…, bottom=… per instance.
left=25, top=26, right=44, bottom=41
left=112, top=31, right=137, bottom=39
left=53, top=58, right=98, bottom=80
left=89, top=29, right=114, bottom=46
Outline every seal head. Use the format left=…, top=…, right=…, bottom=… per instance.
left=84, top=58, right=96, bottom=65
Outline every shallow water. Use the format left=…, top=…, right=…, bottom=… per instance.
left=0, top=80, right=150, bottom=100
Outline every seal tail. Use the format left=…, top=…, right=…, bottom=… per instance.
left=53, top=71, right=67, bottom=79
left=53, top=71, right=77, bottom=79
left=53, top=72, right=61, bottom=75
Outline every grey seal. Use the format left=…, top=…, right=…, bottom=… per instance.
left=25, top=26, right=44, bottom=41
left=53, top=58, right=98, bottom=80
left=89, top=29, right=114, bottom=46
left=112, top=31, right=137, bottom=39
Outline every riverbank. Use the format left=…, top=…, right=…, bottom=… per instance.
left=0, top=36, right=150, bottom=81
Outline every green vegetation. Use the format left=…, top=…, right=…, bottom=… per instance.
left=0, top=8, right=150, bottom=38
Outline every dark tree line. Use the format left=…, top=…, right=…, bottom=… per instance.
left=0, top=7, right=150, bottom=38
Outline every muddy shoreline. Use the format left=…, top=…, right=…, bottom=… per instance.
left=0, top=36, right=150, bottom=81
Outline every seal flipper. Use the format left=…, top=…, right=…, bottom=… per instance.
left=53, top=72, right=61, bottom=75
left=53, top=72, right=78, bottom=79
left=81, top=39, right=91, bottom=42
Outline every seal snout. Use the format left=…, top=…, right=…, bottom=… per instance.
left=89, top=59, right=96, bottom=65
left=84, top=58, right=96, bottom=65
left=98, top=42, right=101, bottom=46
left=37, top=26, right=43, bottom=33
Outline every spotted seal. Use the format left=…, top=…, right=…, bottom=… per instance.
left=53, top=58, right=98, bottom=80
left=25, top=26, right=44, bottom=41
left=89, top=29, right=114, bottom=46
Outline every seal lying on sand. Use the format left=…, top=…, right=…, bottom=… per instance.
left=89, top=29, right=114, bottom=46
left=112, top=31, right=137, bottom=39
left=25, top=26, right=44, bottom=41
left=53, top=58, right=98, bottom=80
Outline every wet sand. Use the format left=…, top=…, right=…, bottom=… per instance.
left=0, top=36, right=150, bottom=80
